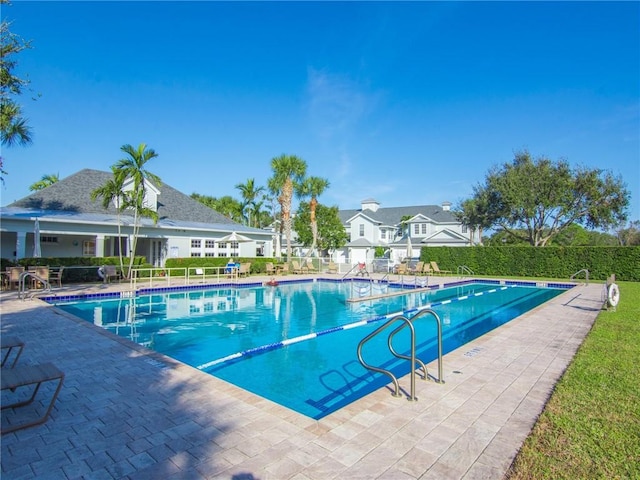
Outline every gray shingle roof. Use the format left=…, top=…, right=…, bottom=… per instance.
left=9, top=169, right=239, bottom=225
left=339, top=204, right=458, bottom=226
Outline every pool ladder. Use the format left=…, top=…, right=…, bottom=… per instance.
left=357, top=309, right=444, bottom=401
left=17, top=271, right=52, bottom=300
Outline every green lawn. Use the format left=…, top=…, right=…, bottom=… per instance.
left=507, top=281, right=640, bottom=479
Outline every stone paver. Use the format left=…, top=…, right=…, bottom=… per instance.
left=1, top=277, right=603, bottom=479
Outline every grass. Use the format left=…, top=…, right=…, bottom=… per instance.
left=507, top=281, right=640, bottom=479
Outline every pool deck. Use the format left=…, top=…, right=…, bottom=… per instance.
left=1, top=275, right=604, bottom=479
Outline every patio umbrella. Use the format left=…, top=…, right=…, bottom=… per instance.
left=218, top=231, right=252, bottom=243
left=33, top=218, right=42, bottom=258
left=405, top=235, right=412, bottom=260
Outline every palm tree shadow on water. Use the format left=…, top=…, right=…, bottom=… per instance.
left=304, top=359, right=407, bottom=418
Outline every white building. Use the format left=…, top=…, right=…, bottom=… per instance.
left=337, top=198, right=477, bottom=264
left=0, top=169, right=272, bottom=265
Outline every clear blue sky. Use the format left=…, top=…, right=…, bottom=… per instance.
left=2, top=1, right=639, bottom=224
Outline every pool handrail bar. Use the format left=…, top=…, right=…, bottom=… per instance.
left=570, top=269, right=589, bottom=285
left=356, top=308, right=444, bottom=401
left=390, top=309, right=444, bottom=386
left=457, top=265, right=474, bottom=277
left=17, top=271, right=52, bottom=300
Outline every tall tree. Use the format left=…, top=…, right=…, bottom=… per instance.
left=235, top=178, right=264, bottom=227
left=616, top=220, right=640, bottom=246
left=296, top=176, right=329, bottom=257
left=91, top=166, right=126, bottom=274
left=268, top=154, right=307, bottom=263
left=455, top=196, right=493, bottom=245
left=0, top=0, right=36, bottom=180
left=29, top=173, right=59, bottom=191
left=471, top=151, right=630, bottom=246
left=113, top=143, right=161, bottom=277
left=293, top=203, right=348, bottom=257
left=190, top=193, right=244, bottom=222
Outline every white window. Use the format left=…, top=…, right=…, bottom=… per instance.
left=41, top=236, right=58, bottom=243
left=422, top=223, right=427, bottom=234
left=190, top=252, right=201, bottom=257
left=205, top=240, right=215, bottom=249
left=83, top=241, right=96, bottom=256
left=414, top=224, right=419, bottom=235
left=359, top=224, right=365, bottom=237
left=462, top=225, right=468, bottom=233
left=191, top=239, right=201, bottom=248
left=381, top=229, right=386, bottom=240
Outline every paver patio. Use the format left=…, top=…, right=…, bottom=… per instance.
left=1, top=277, right=603, bottom=479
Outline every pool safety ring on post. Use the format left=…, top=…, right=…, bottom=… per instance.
left=607, top=283, right=620, bottom=309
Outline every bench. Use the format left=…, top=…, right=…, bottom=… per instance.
left=1, top=362, right=65, bottom=434
left=101, top=265, right=121, bottom=283
left=1, top=336, right=24, bottom=368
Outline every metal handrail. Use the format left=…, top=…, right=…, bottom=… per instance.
left=17, top=271, right=52, bottom=300
left=390, top=309, right=444, bottom=385
left=356, top=308, right=444, bottom=401
left=357, top=315, right=416, bottom=399
left=570, top=269, right=589, bottom=285
left=342, top=262, right=369, bottom=280
left=457, top=265, right=474, bottom=277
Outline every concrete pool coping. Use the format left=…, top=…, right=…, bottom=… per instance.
left=1, top=275, right=604, bottom=479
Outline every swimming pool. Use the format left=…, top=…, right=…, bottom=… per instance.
left=48, top=279, right=568, bottom=419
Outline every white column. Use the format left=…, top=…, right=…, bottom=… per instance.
left=15, top=232, right=26, bottom=260
left=95, top=235, right=105, bottom=257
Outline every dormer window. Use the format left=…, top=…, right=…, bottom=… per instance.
left=121, top=178, right=160, bottom=212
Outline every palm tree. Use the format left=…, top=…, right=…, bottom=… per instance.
left=235, top=178, right=265, bottom=227
left=268, top=154, right=307, bottom=263
left=113, top=143, right=161, bottom=277
left=1, top=102, right=32, bottom=147
left=91, top=167, right=126, bottom=274
left=29, top=173, right=59, bottom=191
left=296, top=176, right=329, bottom=257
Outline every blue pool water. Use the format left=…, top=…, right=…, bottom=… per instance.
left=49, top=280, right=567, bottom=419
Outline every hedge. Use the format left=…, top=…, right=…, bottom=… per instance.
left=419, top=246, right=640, bottom=282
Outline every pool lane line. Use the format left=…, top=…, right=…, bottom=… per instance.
left=195, top=285, right=514, bottom=371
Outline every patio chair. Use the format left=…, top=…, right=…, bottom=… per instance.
left=409, top=261, right=424, bottom=275
left=396, top=263, right=408, bottom=275
left=1, top=362, right=65, bottom=434
left=291, top=260, right=304, bottom=274
left=31, top=266, right=49, bottom=289
left=305, top=259, right=318, bottom=273
left=265, top=262, right=276, bottom=275
left=6, top=267, right=24, bottom=290
left=1, top=336, right=25, bottom=368
left=430, top=261, right=452, bottom=276
left=238, top=263, right=251, bottom=277
left=422, top=263, right=433, bottom=276
left=327, top=261, right=338, bottom=274
left=49, top=266, right=64, bottom=288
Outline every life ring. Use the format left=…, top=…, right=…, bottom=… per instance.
left=97, top=266, right=105, bottom=280
left=607, top=283, right=620, bottom=307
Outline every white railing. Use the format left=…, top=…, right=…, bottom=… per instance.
left=129, top=266, right=238, bottom=290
